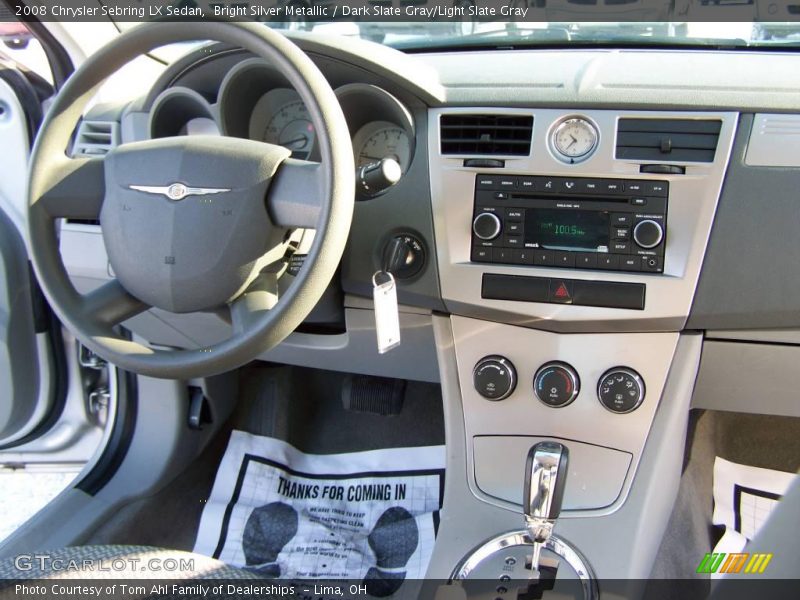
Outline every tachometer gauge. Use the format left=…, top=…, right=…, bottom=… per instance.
left=261, top=100, right=315, bottom=159
left=354, top=121, right=412, bottom=173
left=550, top=117, right=599, bottom=164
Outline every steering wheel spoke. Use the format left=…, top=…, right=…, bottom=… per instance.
left=35, top=156, right=105, bottom=220
left=268, top=158, right=325, bottom=229
left=81, top=279, right=149, bottom=326
left=229, top=273, right=280, bottom=335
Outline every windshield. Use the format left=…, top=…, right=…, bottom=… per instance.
left=108, top=18, right=800, bottom=56
left=108, top=20, right=800, bottom=64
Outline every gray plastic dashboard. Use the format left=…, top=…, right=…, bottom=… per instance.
left=60, top=36, right=800, bottom=378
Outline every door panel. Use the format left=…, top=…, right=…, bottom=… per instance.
left=0, top=68, right=45, bottom=444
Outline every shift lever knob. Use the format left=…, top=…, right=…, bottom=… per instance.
left=523, top=441, right=569, bottom=542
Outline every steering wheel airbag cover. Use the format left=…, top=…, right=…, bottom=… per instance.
left=102, top=136, right=290, bottom=313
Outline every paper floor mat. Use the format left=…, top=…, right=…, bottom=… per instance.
left=710, top=456, right=796, bottom=578
left=194, top=431, right=445, bottom=597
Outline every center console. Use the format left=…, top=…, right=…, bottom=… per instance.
left=424, top=108, right=738, bottom=588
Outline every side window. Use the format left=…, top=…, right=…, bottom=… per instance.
left=0, top=11, right=53, bottom=84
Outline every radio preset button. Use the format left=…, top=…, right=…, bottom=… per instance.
left=473, top=212, right=502, bottom=241
left=507, top=222, right=523, bottom=234
left=633, top=219, right=664, bottom=249
left=513, top=249, right=535, bottom=265
left=533, top=250, right=554, bottom=266
left=505, top=235, right=523, bottom=248
left=597, top=254, right=619, bottom=269
left=493, top=248, right=513, bottom=263
left=575, top=253, right=598, bottom=269
left=553, top=251, right=576, bottom=268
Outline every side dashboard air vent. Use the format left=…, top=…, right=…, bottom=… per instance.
left=616, top=118, right=722, bottom=163
left=72, top=120, right=120, bottom=157
left=440, top=114, right=533, bottom=156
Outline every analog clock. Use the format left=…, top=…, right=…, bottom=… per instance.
left=551, top=117, right=599, bottom=163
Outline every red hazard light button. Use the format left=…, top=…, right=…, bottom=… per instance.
left=549, top=279, right=574, bottom=304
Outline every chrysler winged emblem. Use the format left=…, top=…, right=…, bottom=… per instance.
left=128, top=182, right=231, bottom=201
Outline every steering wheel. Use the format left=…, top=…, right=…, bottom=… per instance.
left=27, top=22, right=354, bottom=379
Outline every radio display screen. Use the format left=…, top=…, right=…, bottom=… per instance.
left=525, top=209, right=610, bottom=251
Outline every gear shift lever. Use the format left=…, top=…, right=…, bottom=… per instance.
left=523, top=441, right=569, bottom=581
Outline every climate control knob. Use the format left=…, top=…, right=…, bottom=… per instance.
left=633, top=219, right=664, bottom=249
left=472, top=212, right=502, bottom=241
left=598, top=367, right=645, bottom=414
left=473, top=355, right=517, bottom=401
left=533, top=362, right=580, bottom=408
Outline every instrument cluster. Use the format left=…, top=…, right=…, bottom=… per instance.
left=148, top=58, right=415, bottom=195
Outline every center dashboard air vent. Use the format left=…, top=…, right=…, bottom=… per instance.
left=440, top=114, right=533, bottom=156
left=616, top=118, right=722, bottom=163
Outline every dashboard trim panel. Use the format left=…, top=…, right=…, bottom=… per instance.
left=428, top=107, right=738, bottom=332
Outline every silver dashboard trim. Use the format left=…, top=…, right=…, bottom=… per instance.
left=451, top=315, right=680, bottom=518
left=745, top=113, right=800, bottom=167
left=427, top=107, right=738, bottom=332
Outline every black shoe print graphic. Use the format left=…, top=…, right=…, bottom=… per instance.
left=363, top=507, right=419, bottom=597
left=242, top=501, right=299, bottom=577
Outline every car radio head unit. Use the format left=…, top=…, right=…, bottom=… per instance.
left=471, top=175, right=668, bottom=273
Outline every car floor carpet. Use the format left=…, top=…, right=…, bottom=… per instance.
left=86, top=365, right=444, bottom=550
left=648, top=409, right=800, bottom=590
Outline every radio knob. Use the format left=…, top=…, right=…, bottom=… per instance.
left=472, top=212, right=502, bottom=241
left=633, top=219, right=664, bottom=249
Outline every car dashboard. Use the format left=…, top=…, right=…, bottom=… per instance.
left=59, top=33, right=800, bottom=582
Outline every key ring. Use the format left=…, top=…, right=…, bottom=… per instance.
left=372, top=270, right=395, bottom=287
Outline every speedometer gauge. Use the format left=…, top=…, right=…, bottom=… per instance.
left=353, top=121, right=412, bottom=173
left=261, top=100, right=315, bottom=159
left=249, top=90, right=316, bottom=160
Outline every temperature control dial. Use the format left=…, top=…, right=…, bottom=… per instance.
left=598, top=367, right=645, bottom=414
left=533, top=362, right=580, bottom=408
left=473, top=356, right=517, bottom=401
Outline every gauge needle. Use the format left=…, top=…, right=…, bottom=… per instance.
left=566, top=136, right=577, bottom=149
left=281, top=135, right=308, bottom=148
